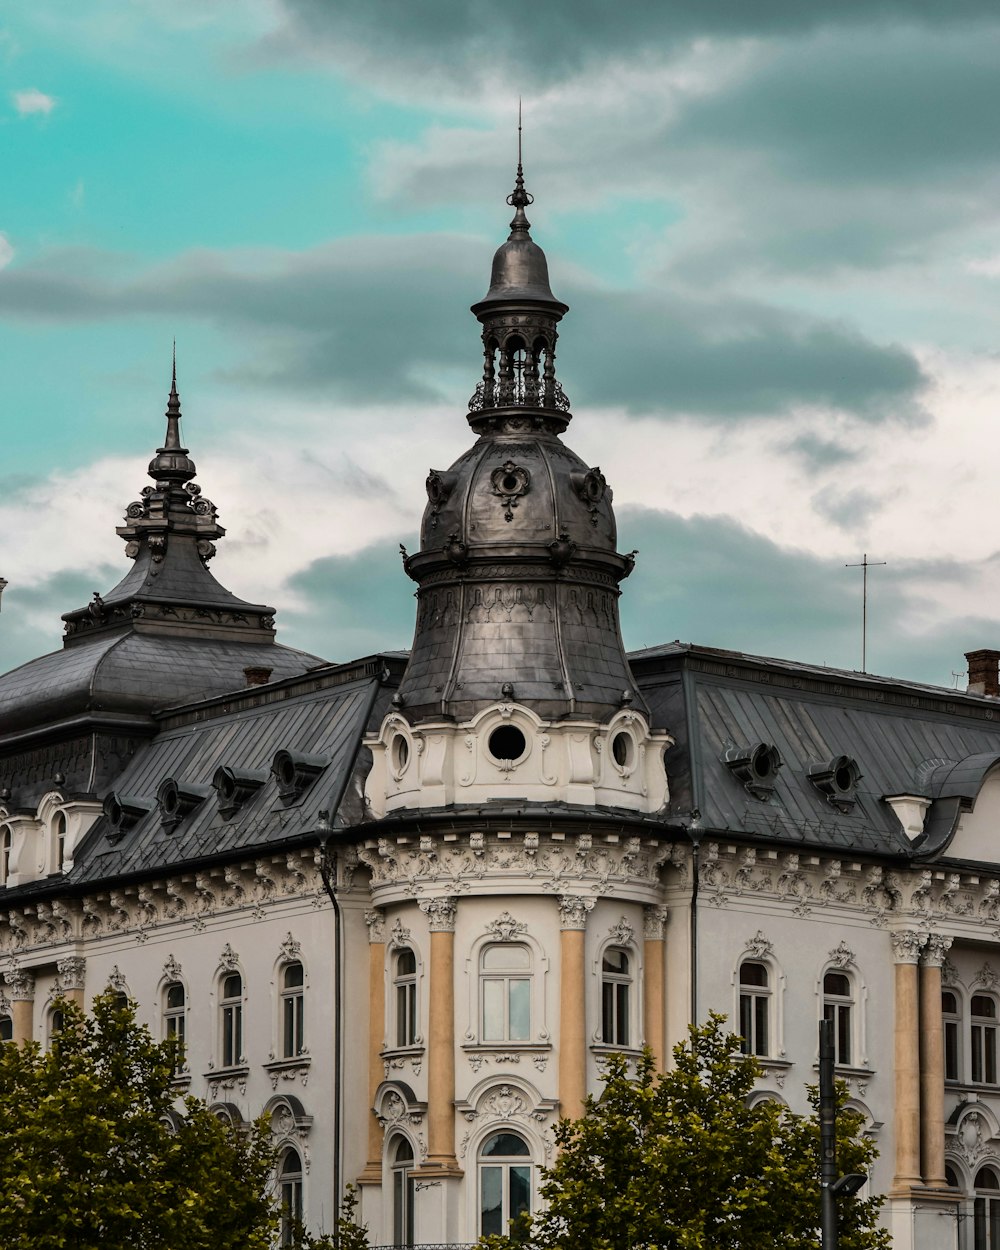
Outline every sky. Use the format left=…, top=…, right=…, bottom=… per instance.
left=2, top=1, right=1000, bottom=688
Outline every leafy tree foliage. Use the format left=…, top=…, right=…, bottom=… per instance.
left=0, top=992, right=278, bottom=1250
left=482, top=1014, right=889, bottom=1250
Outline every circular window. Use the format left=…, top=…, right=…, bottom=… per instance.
left=488, top=725, right=527, bottom=763
left=834, top=761, right=855, bottom=792
left=390, top=734, right=410, bottom=776
left=611, top=732, right=634, bottom=769
left=502, top=472, right=520, bottom=493
left=751, top=744, right=775, bottom=780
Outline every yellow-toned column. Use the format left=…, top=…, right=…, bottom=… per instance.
left=558, top=895, right=593, bottom=1122
left=643, top=906, right=668, bottom=1071
left=419, top=896, right=461, bottom=1175
left=358, top=910, right=386, bottom=1185
left=57, top=956, right=86, bottom=1010
left=891, top=930, right=925, bottom=1191
left=920, top=934, right=952, bottom=1188
left=6, top=968, right=35, bottom=1044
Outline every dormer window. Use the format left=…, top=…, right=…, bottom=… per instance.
left=271, top=750, right=327, bottom=805
left=809, top=755, right=862, bottom=812
left=722, top=743, right=782, bottom=800
left=103, top=793, right=153, bottom=843
left=156, top=779, right=209, bottom=830
left=213, top=766, right=268, bottom=818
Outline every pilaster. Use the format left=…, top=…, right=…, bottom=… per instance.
left=418, top=896, right=461, bottom=1176
left=558, top=894, right=592, bottom=1121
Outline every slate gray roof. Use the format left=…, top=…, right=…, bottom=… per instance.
left=631, top=642, right=1000, bottom=859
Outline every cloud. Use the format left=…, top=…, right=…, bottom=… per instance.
left=0, top=238, right=927, bottom=422
left=12, top=87, right=56, bottom=116
left=0, top=234, right=13, bottom=270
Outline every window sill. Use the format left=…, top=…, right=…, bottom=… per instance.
left=381, top=1045, right=425, bottom=1062
left=170, top=1070, right=192, bottom=1090
left=263, top=1055, right=311, bottom=1073
left=204, top=1064, right=249, bottom=1081
left=590, top=1043, right=645, bottom=1058
left=810, top=1063, right=873, bottom=1080
left=945, top=1081, right=1000, bottom=1096
left=461, top=1042, right=551, bottom=1054
left=750, top=1056, right=793, bottom=1071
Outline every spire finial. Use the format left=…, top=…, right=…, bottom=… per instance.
left=163, top=340, right=182, bottom=451
left=506, top=100, right=533, bottom=233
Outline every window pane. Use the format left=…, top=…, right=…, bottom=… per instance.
left=837, top=1004, right=851, bottom=1066
left=740, top=962, right=768, bottom=987
left=397, top=948, right=416, bottom=976
left=603, top=949, right=628, bottom=974
left=617, top=983, right=629, bottom=1046
left=973, top=1026, right=984, bottom=1083
left=754, top=995, right=768, bottom=1056
left=396, top=985, right=409, bottom=1047
left=739, top=994, right=752, bottom=1055
left=296, top=996, right=304, bottom=1054
left=407, top=984, right=416, bottom=1045
left=509, top=978, right=530, bottom=1041
left=945, top=1020, right=959, bottom=1081
left=483, top=944, right=530, bottom=971
left=483, top=980, right=504, bottom=1041
left=0, top=1017, right=11, bottom=1042
left=481, top=1166, right=503, bottom=1237
left=978, top=1168, right=1000, bottom=1190
left=975, top=1196, right=986, bottom=1250
left=602, top=981, right=615, bottom=1044
left=481, top=1133, right=530, bottom=1157
left=974, top=996, right=997, bottom=1019
left=223, top=973, right=241, bottom=999
left=393, top=1170, right=404, bottom=1246
left=283, top=998, right=295, bottom=1057
left=824, top=972, right=850, bottom=996
left=942, top=991, right=958, bottom=1014
left=394, top=1137, right=414, bottom=1163
left=284, top=963, right=304, bottom=989
left=166, top=983, right=185, bottom=1008
left=988, top=1027, right=997, bottom=1085
left=509, top=1165, right=531, bottom=1220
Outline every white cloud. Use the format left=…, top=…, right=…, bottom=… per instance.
left=0, top=233, right=13, bottom=270
left=12, top=87, right=56, bottom=116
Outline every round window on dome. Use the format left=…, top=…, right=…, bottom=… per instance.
left=488, top=725, right=527, bottom=763
left=390, top=734, right=410, bottom=776
left=611, top=731, right=635, bottom=770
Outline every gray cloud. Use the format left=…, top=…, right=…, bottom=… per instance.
left=781, top=433, right=862, bottom=474
left=0, top=239, right=927, bottom=421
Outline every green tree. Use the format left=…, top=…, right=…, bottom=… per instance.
left=482, top=1014, right=889, bottom=1250
left=0, top=992, right=278, bottom=1250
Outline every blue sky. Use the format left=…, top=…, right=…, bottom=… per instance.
left=3, top=2, right=1000, bottom=687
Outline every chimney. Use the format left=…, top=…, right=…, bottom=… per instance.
left=966, top=649, right=1000, bottom=697
left=243, top=666, right=273, bottom=688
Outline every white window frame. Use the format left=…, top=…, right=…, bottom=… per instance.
left=389, top=1134, right=416, bottom=1247
left=738, top=959, right=772, bottom=1058
left=971, top=994, right=999, bottom=1086
left=477, top=1129, right=534, bottom=1240
left=219, top=970, right=245, bottom=1069
left=599, top=946, right=633, bottom=1048
left=480, top=943, right=532, bottom=1043
left=822, top=969, right=856, bottom=1067
left=943, top=988, right=962, bottom=1082
left=392, top=948, right=418, bottom=1050
left=278, top=1146, right=304, bottom=1248
left=280, top=962, right=305, bottom=1059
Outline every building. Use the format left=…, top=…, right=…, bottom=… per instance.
left=2, top=158, right=1000, bottom=1250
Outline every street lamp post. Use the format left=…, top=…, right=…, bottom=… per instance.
left=819, top=1019, right=868, bottom=1250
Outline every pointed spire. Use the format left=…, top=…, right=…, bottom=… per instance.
left=148, top=343, right=196, bottom=485
left=506, top=100, right=534, bottom=235
left=162, top=339, right=183, bottom=452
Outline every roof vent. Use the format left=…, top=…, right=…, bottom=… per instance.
left=156, top=778, right=210, bottom=831
left=722, top=743, right=782, bottom=800
left=271, top=749, right=328, bottom=806
left=213, top=765, right=269, bottom=818
left=243, top=666, right=273, bottom=688
left=103, top=792, right=153, bottom=843
left=966, top=650, right=1000, bottom=698
left=808, top=755, right=862, bottom=812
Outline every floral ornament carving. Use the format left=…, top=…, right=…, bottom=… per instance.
left=5, top=967, right=34, bottom=1001
left=486, top=912, right=528, bottom=942
left=958, top=1111, right=987, bottom=1167
left=365, top=909, right=386, bottom=943
left=390, top=917, right=412, bottom=948
left=827, top=941, right=856, bottom=970
left=890, top=930, right=925, bottom=965
left=941, top=957, right=959, bottom=987
left=558, top=895, right=594, bottom=930
left=162, top=954, right=183, bottom=982
left=279, top=933, right=302, bottom=963
left=643, top=906, right=668, bottom=941
left=418, top=896, right=457, bottom=932
left=56, top=956, right=86, bottom=991
left=217, top=943, right=240, bottom=973
left=745, top=931, right=773, bottom=960
left=106, top=965, right=129, bottom=995
left=979, top=880, right=1000, bottom=921
left=607, top=917, right=634, bottom=947
left=974, top=961, right=1000, bottom=990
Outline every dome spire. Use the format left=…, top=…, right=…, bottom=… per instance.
left=507, top=100, right=533, bottom=235
left=148, top=343, right=196, bottom=485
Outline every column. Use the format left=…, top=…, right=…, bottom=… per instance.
left=920, top=934, right=952, bottom=1188
left=643, top=906, right=668, bottom=1071
left=891, top=929, right=925, bottom=1190
left=419, top=895, right=460, bottom=1175
left=558, top=895, right=593, bottom=1122
left=6, top=969, right=35, bottom=1044
left=57, top=956, right=86, bottom=1009
left=358, top=910, right=386, bottom=1185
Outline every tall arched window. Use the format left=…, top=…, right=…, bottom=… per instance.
left=739, top=961, right=771, bottom=1057
left=479, top=1131, right=532, bottom=1238
left=972, top=995, right=998, bottom=1085
left=975, top=1165, right=1000, bottom=1250
left=53, top=812, right=66, bottom=873
left=278, top=1147, right=304, bottom=1248
left=394, top=948, right=417, bottom=1048
left=943, top=990, right=961, bottom=1082
left=220, top=972, right=243, bottom=1068
left=391, top=1136, right=415, bottom=1247
left=0, top=1015, right=12, bottom=1042
left=163, top=981, right=186, bottom=1069
left=601, top=949, right=631, bottom=1046
left=0, top=824, right=12, bottom=886
left=481, top=945, right=531, bottom=1042
left=823, top=971, right=854, bottom=1065
left=281, top=963, right=305, bottom=1058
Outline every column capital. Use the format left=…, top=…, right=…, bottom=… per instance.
left=921, top=934, right=953, bottom=968
left=419, top=895, right=457, bottom=932
left=558, top=894, right=594, bottom=930
left=643, top=904, right=668, bottom=941
left=57, top=956, right=86, bottom=991
left=364, top=908, right=386, bottom=943
left=890, top=929, right=925, bottom=965
left=5, top=968, right=35, bottom=1001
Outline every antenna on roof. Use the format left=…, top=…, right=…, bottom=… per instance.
left=845, top=553, right=886, bottom=674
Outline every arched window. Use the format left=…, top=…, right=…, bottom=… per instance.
left=601, top=948, right=631, bottom=1046
left=0, top=824, right=12, bottom=886
left=479, top=1131, right=532, bottom=1237
left=394, top=948, right=417, bottom=1048
left=163, top=982, right=185, bottom=1068
left=53, top=812, right=66, bottom=873
left=391, top=1136, right=415, bottom=1247
left=220, top=972, right=243, bottom=1068
left=943, top=990, right=961, bottom=1082
left=0, top=1015, right=12, bottom=1042
left=975, top=1165, right=1000, bottom=1249
left=281, top=963, right=305, bottom=1058
left=48, top=1005, right=64, bottom=1045
left=971, top=995, right=998, bottom=1085
left=945, top=1164, right=961, bottom=1189
left=739, top=961, right=771, bottom=1057
left=481, top=945, right=531, bottom=1042
left=823, top=971, right=854, bottom=1065
left=278, top=1146, right=303, bottom=1248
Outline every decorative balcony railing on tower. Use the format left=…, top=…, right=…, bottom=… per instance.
left=468, top=344, right=571, bottom=413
